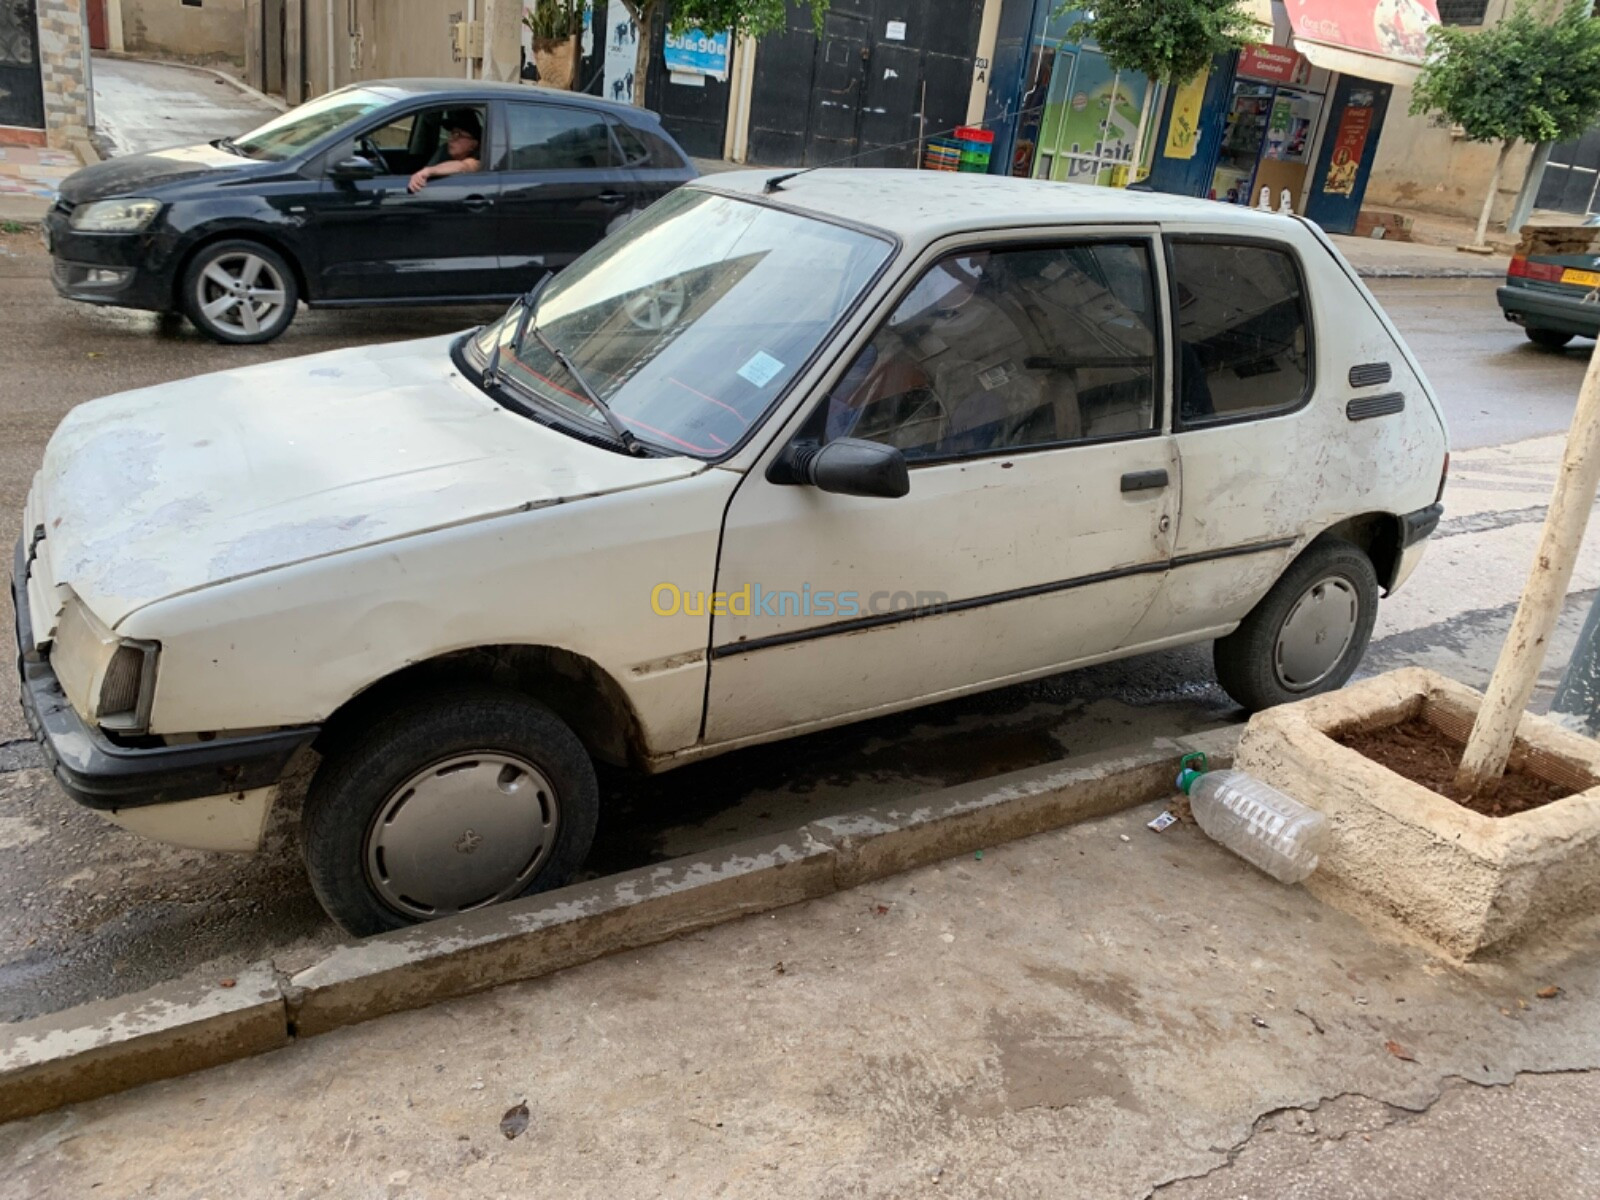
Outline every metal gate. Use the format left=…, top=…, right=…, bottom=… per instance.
left=747, top=0, right=981, bottom=169
left=1535, top=127, right=1600, bottom=218
left=0, top=0, right=45, bottom=130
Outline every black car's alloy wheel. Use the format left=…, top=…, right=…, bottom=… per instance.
left=181, top=239, right=299, bottom=344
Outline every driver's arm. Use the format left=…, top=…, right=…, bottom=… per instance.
left=408, top=156, right=481, bottom=193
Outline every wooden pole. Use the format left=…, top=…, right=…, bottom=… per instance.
left=1457, top=335, right=1600, bottom=793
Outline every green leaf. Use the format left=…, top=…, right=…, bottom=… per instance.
left=1062, top=0, right=1265, bottom=85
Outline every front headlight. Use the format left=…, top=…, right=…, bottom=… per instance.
left=49, top=594, right=159, bottom=733
left=69, top=198, right=162, bottom=232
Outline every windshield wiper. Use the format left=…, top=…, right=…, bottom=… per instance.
left=214, top=136, right=248, bottom=157
left=483, top=270, right=552, bottom=391
left=526, top=322, right=648, bottom=457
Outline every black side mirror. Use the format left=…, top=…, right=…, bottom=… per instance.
left=329, top=155, right=380, bottom=180
left=771, top=438, right=909, bottom=499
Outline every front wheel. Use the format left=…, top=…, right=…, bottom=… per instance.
left=1213, top=538, right=1379, bottom=713
left=301, top=689, right=599, bottom=936
left=181, top=238, right=299, bottom=344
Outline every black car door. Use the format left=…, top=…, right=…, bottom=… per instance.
left=303, top=102, right=505, bottom=302
left=494, top=99, right=636, bottom=290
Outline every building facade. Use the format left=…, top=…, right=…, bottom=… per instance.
left=1, top=0, right=92, bottom=149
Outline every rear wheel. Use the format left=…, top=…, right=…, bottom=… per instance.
left=181, top=238, right=299, bottom=344
left=301, top=689, right=599, bottom=936
left=1213, top=538, right=1379, bottom=713
left=1527, top=327, right=1575, bottom=349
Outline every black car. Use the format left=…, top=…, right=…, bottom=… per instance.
left=44, top=80, right=698, bottom=343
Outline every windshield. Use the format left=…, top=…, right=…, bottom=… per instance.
left=472, top=190, right=892, bottom=457
left=232, top=88, right=392, bottom=160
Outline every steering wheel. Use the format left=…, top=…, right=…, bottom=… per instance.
left=356, top=134, right=386, bottom=171
left=623, top=279, right=687, bottom=332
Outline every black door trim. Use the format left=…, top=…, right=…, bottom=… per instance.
left=709, top=536, right=1298, bottom=659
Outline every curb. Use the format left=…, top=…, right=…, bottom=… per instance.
left=0, top=726, right=1238, bottom=1122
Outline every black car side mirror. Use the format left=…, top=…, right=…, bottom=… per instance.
left=329, top=155, right=380, bottom=180
left=770, top=438, right=909, bottom=499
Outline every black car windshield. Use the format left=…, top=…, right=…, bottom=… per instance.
left=471, top=189, right=892, bottom=457
left=231, top=88, right=393, bottom=160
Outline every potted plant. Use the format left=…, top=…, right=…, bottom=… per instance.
left=524, top=0, right=586, bottom=90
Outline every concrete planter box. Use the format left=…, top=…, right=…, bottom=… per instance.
left=1234, top=667, right=1600, bottom=959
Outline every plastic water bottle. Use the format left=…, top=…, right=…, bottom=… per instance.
left=1175, top=752, right=1328, bottom=884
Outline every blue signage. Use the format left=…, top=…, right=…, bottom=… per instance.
left=663, top=27, right=731, bottom=79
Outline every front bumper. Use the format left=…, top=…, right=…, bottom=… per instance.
left=11, top=535, right=317, bottom=813
left=43, top=206, right=174, bottom=311
left=1496, top=284, right=1600, bottom=338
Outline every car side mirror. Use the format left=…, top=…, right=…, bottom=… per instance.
left=771, top=438, right=909, bottom=499
left=329, top=155, right=380, bottom=180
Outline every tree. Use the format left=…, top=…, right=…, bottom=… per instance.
left=1411, top=0, right=1600, bottom=249
left=617, top=0, right=830, bottom=107
left=1067, top=0, right=1265, bottom=179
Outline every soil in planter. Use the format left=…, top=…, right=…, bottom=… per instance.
left=1335, top=718, right=1574, bottom=817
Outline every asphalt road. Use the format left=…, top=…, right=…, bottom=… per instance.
left=1, top=226, right=1597, bottom=1023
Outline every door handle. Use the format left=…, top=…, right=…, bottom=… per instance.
left=461, top=194, right=494, bottom=212
left=1121, top=469, right=1169, bottom=493
left=597, top=190, right=628, bottom=204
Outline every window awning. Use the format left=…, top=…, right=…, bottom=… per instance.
left=1285, top=0, right=1441, bottom=88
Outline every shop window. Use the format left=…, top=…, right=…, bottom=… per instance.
left=1170, top=241, right=1311, bottom=426
left=821, top=242, right=1159, bottom=462
left=1437, top=0, right=1491, bottom=24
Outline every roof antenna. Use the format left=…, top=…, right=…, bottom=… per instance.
left=763, top=168, right=809, bottom=193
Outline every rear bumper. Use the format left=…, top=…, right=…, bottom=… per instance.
left=1496, top=285, right=1600, bottom=337
left=12, top=535, right=317, bottom=813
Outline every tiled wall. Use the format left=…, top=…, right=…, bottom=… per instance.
left=36, top=0, right=91, bottom=148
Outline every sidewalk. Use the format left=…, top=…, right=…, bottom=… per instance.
left=0, top=146, right=80, bottom=225
left=3, top=797, right=1597, bottom=1199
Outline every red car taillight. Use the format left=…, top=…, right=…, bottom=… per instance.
left=1509, top=254, right=1564, bottom=283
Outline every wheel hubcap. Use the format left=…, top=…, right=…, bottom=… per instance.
left=1274, top=575, right=1360, bottom=691
left=195, top=252, right=287, bottom=336
left=623, top=281, right=686, bottom=331
left=364, top=752, right=559, bottom=919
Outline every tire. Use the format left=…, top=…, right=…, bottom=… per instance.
left=1527, top=328, right=1575, bottom=349
left=1213, top=538, right=1380, bottom=713
left=301, top=688, right=599, bottom=936
left=180, top=238, right=299, bottom=344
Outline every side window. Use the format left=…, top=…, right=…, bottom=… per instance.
left=505, top=104, right=618, bottom=171
left=1170, top=241, right=1311, bottom=425
left=367, top=113, right=415, bottom=151
left=820, top=242, right=1159, bottom=462
left=609, top=118, right=651, bottom=166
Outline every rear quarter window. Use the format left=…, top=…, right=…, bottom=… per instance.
left=1170, top=240, right=1312, bottom=427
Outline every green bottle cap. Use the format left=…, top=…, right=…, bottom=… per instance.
left=1175, top=750, right=1208, bottom=795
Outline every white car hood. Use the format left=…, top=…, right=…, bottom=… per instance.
left=31, top=334, right=704, bottom=627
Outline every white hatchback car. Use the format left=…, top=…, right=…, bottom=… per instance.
left=13, top=171, right=1447, bottom=934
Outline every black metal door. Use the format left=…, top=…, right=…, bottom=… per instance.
left=747, top=0, right=983, bottom=170
left=0, top=0, right=45, bottom=130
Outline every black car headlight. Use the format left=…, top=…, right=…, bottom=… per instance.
left=68, top=198, right=162, bottom=232
left=49, top=594, right=159, bottom=734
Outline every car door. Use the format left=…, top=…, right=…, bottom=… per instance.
left=495, top=100, right=637, bottom=291
left=304, top=103, right=504, bottom=302
left=702, top=233, right=1180, bottom=745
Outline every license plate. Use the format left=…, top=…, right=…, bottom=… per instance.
left=1561, top=267, right=1600, bottom=288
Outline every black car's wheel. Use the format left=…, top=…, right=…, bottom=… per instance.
left=1527, top=327, right=1575, bottom=349
left=181, top=239, right=299, bottom=344
left=1213, top=538, right=1379, bottom=713
left=301, top=689, right=600, bottom=937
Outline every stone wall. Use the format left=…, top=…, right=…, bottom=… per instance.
left=36, top=0, right=91, bottom=148
left=120, top=0, right=246, bottom=67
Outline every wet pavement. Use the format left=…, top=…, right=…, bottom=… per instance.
left=1, top=225, right=1598, bottom=1023
left=91, top=56, right=280, bottom=159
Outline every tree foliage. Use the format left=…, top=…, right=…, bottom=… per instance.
left=623, top=0, right=830, bottom=39
left=1411, top=0, right=1600, bottom=145
left=1067, top=0, right=1265, bottom=85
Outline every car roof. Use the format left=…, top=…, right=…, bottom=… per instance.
left=355, top=79, right=661, bottom=123
left=694, top=169, right=1303, bottom=242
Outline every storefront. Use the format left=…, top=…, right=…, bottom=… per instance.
left=987, top=3, right=1154, bottom=185
left=1142, top=0, right=1437, bottom=233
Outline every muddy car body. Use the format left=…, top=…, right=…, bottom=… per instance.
left=14, top=171, right=1449, bottom=933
